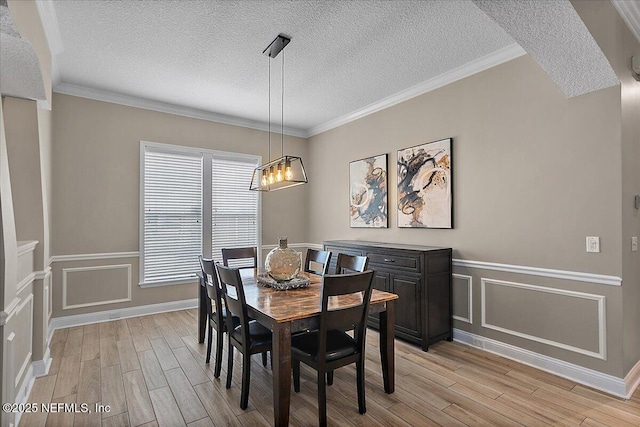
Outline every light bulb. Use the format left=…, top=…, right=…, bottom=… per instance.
left=268, top=166, right=275, bottom=184
left=261, top=171, right=268, bottom=187
left=285, top=159, right=293, bottom=180
left=276, top=164, right=283, bottom=182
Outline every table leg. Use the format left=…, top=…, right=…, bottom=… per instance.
left=379, top=300, right=395, bottom=394
left=198, top=276, right=207, bottom=344
left=272, top=322, right=292, bottom=426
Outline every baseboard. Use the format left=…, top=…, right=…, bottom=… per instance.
left=14, top=364, right=35, bottom=427
left=453, top=328, right=630, bottom=398
left=32, top=347, right=52, bottom=378
left=47, top=323, right=54, bottom=345
left=624, top=358, right=640, bottom=399
left=50, top=298, right=199, bottom=330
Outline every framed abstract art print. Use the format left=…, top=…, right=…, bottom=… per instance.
left=349, top=154, right=388, bottom=228
left=397, top=138, right=452, bottom=228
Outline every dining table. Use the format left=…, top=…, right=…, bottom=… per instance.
left=197, top=269, right=398, bottom=427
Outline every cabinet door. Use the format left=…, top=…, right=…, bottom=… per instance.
left=391, top=275, right=421, bottom=338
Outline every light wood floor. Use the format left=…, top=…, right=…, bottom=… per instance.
left=21, top=309, right=640, bottom=427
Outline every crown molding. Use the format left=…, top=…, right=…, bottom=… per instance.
left=54, top=43, right=524, bottom=139
left=612, top=0, right=640, bottom=45
left=54, top=82, right=308, bottom=138
left=35, top=0, right=63, bottom=55
left=306, top=43, right=526, bottom=137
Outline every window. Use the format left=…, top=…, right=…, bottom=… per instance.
left=211, top=157, right=259, bottom=265
left=140, top=142, right=260, bottom=286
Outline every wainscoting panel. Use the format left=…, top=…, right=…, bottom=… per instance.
left=452, top=274, right=473, bottom=324
left=481, top=278, right=606, bottom=360
left=14, top=294, right=33, bottom=388
left=62, top=264, right=132, bottom=310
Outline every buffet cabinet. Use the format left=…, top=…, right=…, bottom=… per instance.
left=323, top=240, right=452, bottom=351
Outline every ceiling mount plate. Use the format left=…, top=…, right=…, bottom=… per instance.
left=263, top=34, right=291, bottom=58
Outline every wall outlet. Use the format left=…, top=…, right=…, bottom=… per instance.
left=586, top=236, right=600, bottom=253
left=632, top=237, right=638, bottom=252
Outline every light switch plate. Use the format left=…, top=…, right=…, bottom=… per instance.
left=586, top=236, right=600, bottom=253
left=633, top=237, right=638, bottom=252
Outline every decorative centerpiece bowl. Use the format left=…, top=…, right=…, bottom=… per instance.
left=265, top=237, right=300, bottom=281
left=256, top=273, right=310, bottom=291
left=260, top=237, right=307, bottom=290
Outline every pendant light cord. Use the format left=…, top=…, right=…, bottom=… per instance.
left=281, top=49, right=284, bottom=157
left=268, top=54, right=271, bottom=162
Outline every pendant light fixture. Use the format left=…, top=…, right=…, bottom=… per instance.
left=250, top=34, right=307, bottom=191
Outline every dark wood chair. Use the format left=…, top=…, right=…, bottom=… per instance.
left=304, top=249, right=332, bottom=276
left=328, top=253, right=370, bottom=385
left=222, top=247, right=258, bottom=269
left=198, top=256, right=238, bottom=378
left=221, top=246, right=267, bottom=367
left=216, top=263, right=273, bottom=410
left=334, top=253, right=369, bottom=274
left=291, top=270, right=375, bottom=426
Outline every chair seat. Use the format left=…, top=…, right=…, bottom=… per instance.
left=291, top=330, right=357, bottom=362
left=209, top=310, right=240, bottom=329
left=231, top=320, right=272, bottom=347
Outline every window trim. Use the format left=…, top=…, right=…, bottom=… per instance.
left=139, top=140, right=262, bottom=287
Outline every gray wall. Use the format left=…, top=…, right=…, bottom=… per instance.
left=307, top=54, right=622, bottom=275
left=572, top=0, right=640, bottom=376
left=51, top=93, right=309, bottom=318
left=306, top=53, right=629, bottom=376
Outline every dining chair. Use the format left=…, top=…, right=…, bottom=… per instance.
left=222, top=246, right=258, bottom=269
left=334, top=253, right=369, bottom=274
left=199, top=256, right=239, bottom=378
left=221, top=246, right=268, bottom=367
left=291, top=270, right=375, bottom=426
left=216, top=263, right=273, bottom=410
left=304, top=249, right=332, bottom=276
left=328, top=253, right=370, bottom=385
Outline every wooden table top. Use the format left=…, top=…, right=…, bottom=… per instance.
left=238, top=270, right=398, bottom=323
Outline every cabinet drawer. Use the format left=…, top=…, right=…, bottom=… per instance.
left=367, top=252, right=420, bottom=272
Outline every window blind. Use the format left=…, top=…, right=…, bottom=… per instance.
left=211, top=157, right=258, bottom=268
left=143, top=149, right=203, bottom=283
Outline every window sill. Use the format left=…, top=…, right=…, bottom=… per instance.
left=139, top=277, right=199, bottom=288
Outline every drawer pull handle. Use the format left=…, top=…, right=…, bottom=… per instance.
left=384, top=258, right=395, bottom=263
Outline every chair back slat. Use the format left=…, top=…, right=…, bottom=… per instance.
left=334, top=253, right=369, bottom=274
left=222, top=247, right=258, bottom=269
left=326, top=306, right=364, bottom=331
left=319, top=271, right=374, bottom=358
left=199, top=256, right=223, bottom=321
left=215, top=263, right=251, bottom=344
left=304, top=249, right=332, bottom=276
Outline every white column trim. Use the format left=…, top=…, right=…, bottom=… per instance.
left=14, top=294, right=34, bottom=387
left=16, top=240, right=38, bottom=256
left=16, top=272, right=36, bottom=295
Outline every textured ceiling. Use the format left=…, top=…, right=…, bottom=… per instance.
left=0, top=1, right=46, bottom=100
left=52, top=0, right=517, bottom=134
left=473, top=0, right=619, bottom=98
left=51, top=0, right=622, bottom=136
